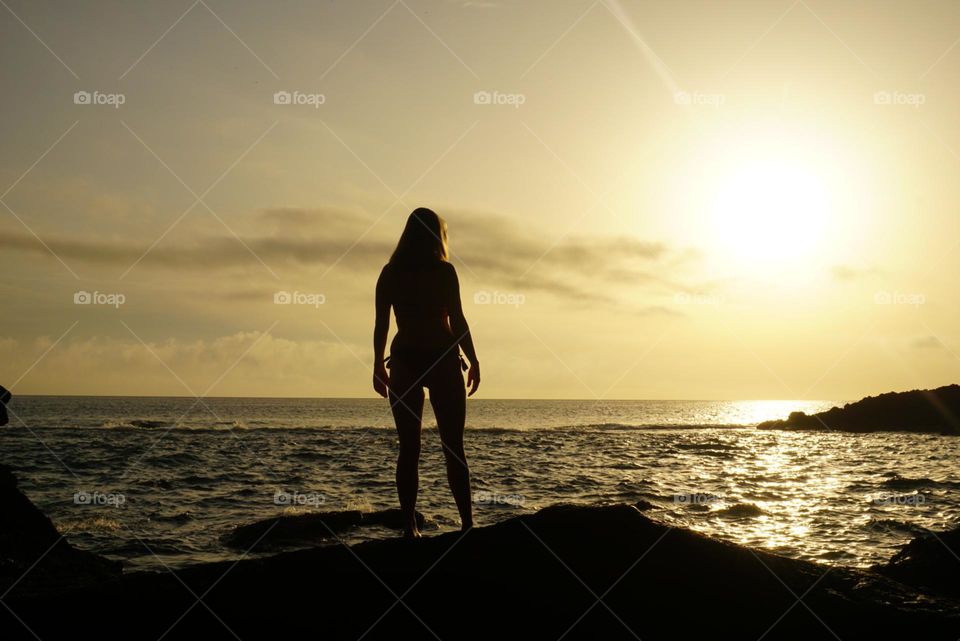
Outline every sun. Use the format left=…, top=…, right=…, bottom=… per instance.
left=709, top=160, right=831, bottom=264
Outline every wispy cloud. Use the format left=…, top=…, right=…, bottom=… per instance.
left=0, top=331, right=360, bottom=396
left=1, top=207, right=701, bottom=309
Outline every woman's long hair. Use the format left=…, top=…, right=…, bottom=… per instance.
left=389, top=207, right=449, bottom=265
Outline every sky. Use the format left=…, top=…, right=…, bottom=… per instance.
left=1, top=0, right=959, bottom=399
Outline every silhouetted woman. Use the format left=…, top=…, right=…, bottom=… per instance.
left=373, top=208, right=480, bottom=538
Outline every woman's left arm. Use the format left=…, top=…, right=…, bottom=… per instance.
left=373, top=266, right=391, bottom=397
left=446, top=263, right=480, bottom=395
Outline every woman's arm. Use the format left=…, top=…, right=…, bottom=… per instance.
left=373, top=265, right=390, bottom=397
left=446, top=263, right=480, bottom=395
left=446, top=263, right=478, bottom=363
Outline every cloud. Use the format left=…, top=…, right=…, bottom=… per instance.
left=0, top=228, right=390, bottom=271
left=439, top=209, right=695, bottom=301
left=0, top=207, right=701, bottom=310
left=0, top=331, right=362, bottom=397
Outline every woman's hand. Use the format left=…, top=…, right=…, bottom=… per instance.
left=466, top=361, right=480, bottom=397
left=373, top=363, right=390, bottom=398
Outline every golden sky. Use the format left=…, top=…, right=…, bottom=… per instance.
left=1, top=0, right=959, bottom=399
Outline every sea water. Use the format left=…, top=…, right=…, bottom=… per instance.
left=2, top=396, right=957, bottom=570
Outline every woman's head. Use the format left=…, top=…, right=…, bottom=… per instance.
left=389, top=207, right=448, bottom=265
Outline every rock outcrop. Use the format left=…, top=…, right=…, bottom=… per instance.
left=758, top=384, right=960, bottom=433
left=875, top=525, right=960, bottom=597
left=0, top=465, right=121, bottom=598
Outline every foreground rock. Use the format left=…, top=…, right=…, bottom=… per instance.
left=222, top=508, right=427, bottom=551
left=758, top=384, right=960, bottom=433
left=4, top=506, right=960, bottom=639
left=875, top=526, right=960, bottom=597
left=0, top=465, right=120, bottom=597
left=2, top=467, right=958, bottom=639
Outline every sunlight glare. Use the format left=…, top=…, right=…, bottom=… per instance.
left=710, top=161, right=831, bottom=264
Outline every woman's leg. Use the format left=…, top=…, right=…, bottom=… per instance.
left=429, top=358, right=473, bottom=530
left=388, top=361, right=424, bottom=537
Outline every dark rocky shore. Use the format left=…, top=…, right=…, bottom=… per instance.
left=875, top=526, right=960, bottom=598
left=0, top=465, right=121, bottom=598
left=2, top=465, right=959, bottom=640
left=758, top=384, right=960, bottom=433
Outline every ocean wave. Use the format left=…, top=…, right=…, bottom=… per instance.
left=674, top=441, right=739, bottom=451
left=712, top=503, right=766, bottom=518
left=881, top=475, right=960, bottom=490
left=141, top=452, right=204, bottom=467
left=57, top=515, right=123, bottom=533
left=863, top=519, right=929, bottom=536
left=213, top=420, right=250, bottom=429
left=177, top=474, right=225, bottom=486
left=98, top=420, right=137, bottom=429
left=130, top=420, right=170, bottom=428
left=20, top=422, right=393, bottom=432
left=578, top=423, right=751, bottom=431
left=151, top=511, right=195, bottom=524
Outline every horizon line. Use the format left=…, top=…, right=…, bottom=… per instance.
left=7, top=393, right=843, bottom=402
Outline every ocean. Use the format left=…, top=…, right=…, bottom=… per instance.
left=2, top=396, right=957, bottom=571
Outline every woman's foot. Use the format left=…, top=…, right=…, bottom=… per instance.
left=403, top=525, right=422, bottom=539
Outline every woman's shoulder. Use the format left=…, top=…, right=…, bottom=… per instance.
left=437, top=260, right=458, bottom=284
left=377, top=263, right=394, bottom=285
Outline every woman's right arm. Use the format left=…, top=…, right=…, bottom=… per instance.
left=373, top=265, right=390, bottom=397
